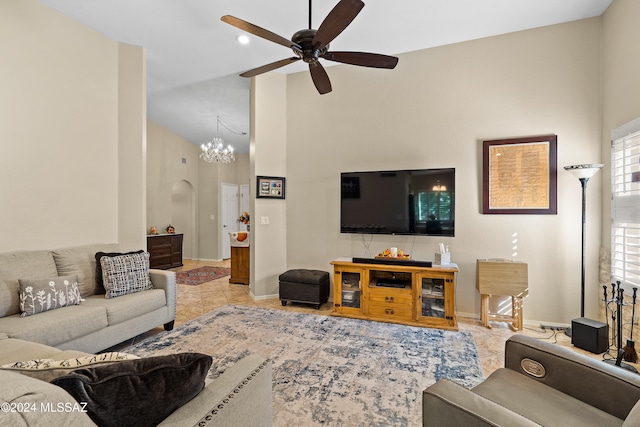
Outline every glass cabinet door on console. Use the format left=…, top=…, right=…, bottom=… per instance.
left=416, top=272, right=455, bottom=327
left=333, top=268, right=365, bottom=315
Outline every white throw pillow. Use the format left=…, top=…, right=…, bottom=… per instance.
left=1, top=352, right=139, bottom=382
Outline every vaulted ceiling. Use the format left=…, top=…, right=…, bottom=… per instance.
left=38, top=0, right=613, bottom=153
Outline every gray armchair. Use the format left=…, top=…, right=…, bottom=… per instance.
left=423, top=334, right=640, bottom=426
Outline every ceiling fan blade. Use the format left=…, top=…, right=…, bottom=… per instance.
left=240, top=57, right=300, bottom=78
left=312, top=0, right=364, bottom=50
left=308, top=62, right=332, bottom=94
left=221, top=15, right=301, bottom=50
left=322, top=51, right=399, bottom=69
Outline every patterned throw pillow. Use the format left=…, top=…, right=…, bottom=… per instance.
left=1, top=352, right=139, bottom=382
left=94, top=250, right=144, bottom=295
left=18, top=275, right=82, bottom=317
left=101, top=252, right=153, bottom=299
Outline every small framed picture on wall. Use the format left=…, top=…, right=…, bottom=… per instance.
left=256, top=176, right=286, bottom=199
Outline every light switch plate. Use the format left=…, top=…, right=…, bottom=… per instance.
left=260, top=216, right=269, bottom=225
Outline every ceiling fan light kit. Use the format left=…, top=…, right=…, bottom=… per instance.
left=221, top=0, right=398, bottom=94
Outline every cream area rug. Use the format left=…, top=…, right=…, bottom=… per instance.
left=127, top=305, right=484, bottom=426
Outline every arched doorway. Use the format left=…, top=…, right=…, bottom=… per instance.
left=171, top=180, right=196, bottom=259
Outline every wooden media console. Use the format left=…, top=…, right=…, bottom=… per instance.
left=331, top=258, right=458, bottom=330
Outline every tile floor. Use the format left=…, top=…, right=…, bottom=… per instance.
left=130, top=259, right=638, bottom=377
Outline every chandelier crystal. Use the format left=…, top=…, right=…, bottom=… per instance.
left=200, top=116, right=235, bottom=163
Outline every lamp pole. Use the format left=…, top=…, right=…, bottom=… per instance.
left=564, top=164, right=603, bottom=324
left=578, top=176, right=589, bottom=317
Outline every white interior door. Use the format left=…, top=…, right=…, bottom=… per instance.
left=221, top=183, right=239, bottom=259
left=239, top=184, right=250, bottom=231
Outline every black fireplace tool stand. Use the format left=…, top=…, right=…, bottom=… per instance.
left=603, top=282, right=638, bottom=373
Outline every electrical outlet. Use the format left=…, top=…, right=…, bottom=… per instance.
left=634, top=315, right=639, bottom=325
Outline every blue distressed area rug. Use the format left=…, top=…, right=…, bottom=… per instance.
left=128, top=305, right=484, bottom=426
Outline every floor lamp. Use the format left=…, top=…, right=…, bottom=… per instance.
left=564, top=163, right=604, bottom=337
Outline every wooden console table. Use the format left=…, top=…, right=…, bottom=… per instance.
left=230, top=246, right=250, bottom=285
left=331, top=258, right=458, bottom=330
left=147, top=234, right=183, bottom=270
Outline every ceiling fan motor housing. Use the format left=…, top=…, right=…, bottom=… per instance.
left=292, top=29, right=328, bottom=63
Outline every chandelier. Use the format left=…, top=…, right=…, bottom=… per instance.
left=200, top=116, right=235, bottom=163
left=432, top=180, right=447, bottom=191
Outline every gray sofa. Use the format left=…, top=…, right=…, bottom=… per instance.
left=0, top=335, right=273, bottom=426
left=0, top=243, right=274, bottom=426
left=423, top=334, right=640, bottom=426
left=0, top=244, right=175, bottom=353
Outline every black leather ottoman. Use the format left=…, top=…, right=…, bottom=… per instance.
left=279, top=269, right=330, bottom=310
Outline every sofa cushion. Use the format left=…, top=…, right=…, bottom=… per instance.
left=0, top=277, right=14, bottom=317
left=0, top=250, right=58, bottom=316
left=52, top=353, right=213, bottom=427
left=0, top=370, right=95, bottom=427
left=623, top=399, right=640, bottom=427
left=53, top=243, right=119, bottom=298
left=0, top=305, right=108, bottom=347
left=101, top=252, right=153, bottom=298
left=472, top=368, right=624, bottom=426
left=82, top=289, right=167, bottom=325
left=1, top=352, right=138, bottom=382
left=0, top=337, right=89, bottom=366
left=94, top=249, right=143, bottom=295
left=18, top=275, right=82, bottom=317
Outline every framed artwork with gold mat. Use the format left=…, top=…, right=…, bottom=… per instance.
left=482, top=135, right=557, bottom=214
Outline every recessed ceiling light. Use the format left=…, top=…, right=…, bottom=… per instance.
left=236, top=35, right=250, bottom=45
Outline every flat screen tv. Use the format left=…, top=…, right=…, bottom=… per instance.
left=340, top=168, right=455, bottom=236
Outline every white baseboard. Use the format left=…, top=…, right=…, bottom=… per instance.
left=251, top=292, right=279, bottom=301
left=455, top=311, right=570, bottom=330
left=455, top=311, right=480, bottom=321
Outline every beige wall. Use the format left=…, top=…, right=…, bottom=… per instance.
left=147, top=119, right=249, bottom=261
left=600, top=0, right=640, bottom=252
left=266, top=18, right=604, bottom=324
left=251, top=73, right=288, bottom=298
left=1, top=0, right=249, bottom=259
left=146, top=119, right=199, bottom=235
left=118, top=43, right=147, bottom=251
left=0, top=0, right=144, bottom=252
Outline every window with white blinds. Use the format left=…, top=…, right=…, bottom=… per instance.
left=611, top=118, right=640, bottom=289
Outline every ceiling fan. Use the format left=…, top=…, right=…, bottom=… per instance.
left=221, top=0, right=399, bottom=94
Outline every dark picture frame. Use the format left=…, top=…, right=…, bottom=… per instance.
left=482, top=135, right=557, bottom=214
left=256, top=176, right=286, bottom=199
